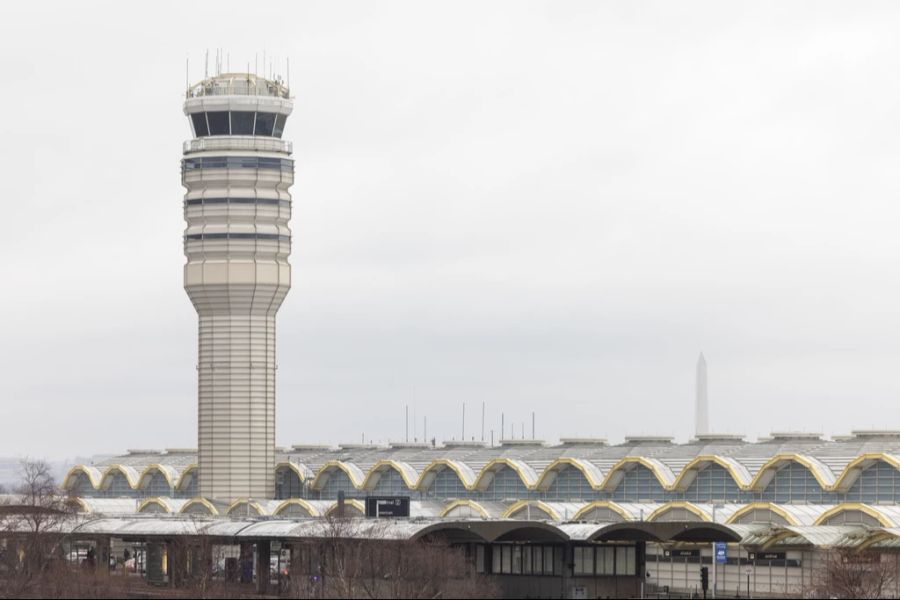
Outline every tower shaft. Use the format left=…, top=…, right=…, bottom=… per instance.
left=182, top=74, right=293, bottom=500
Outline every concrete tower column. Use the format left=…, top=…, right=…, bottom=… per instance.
left=182, top=73, right=293, bottom=500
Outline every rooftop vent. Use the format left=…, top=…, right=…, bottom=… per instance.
left=767, top=432, right=823, bottom=441
left=693, top=434, right=745, bottom=443
left=337, top=443, right=383, bottom=450
left=499, top=439, right=545, bottom=447
left=623, top=436, right=674, bottom=445
left=388, top=442, right=431, bottom=449
left=852, top=430, right=900, bottom=439
left=290, top=444, right=333, bottom=452
left=558, top=438, right=609, bottom=446
left=441, top=440, right=488, bottom=448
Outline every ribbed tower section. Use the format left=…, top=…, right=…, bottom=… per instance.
left=182, top=74, right=293, bottom=500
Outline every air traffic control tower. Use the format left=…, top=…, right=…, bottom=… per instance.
left=182, top=74, right=293, bottom=500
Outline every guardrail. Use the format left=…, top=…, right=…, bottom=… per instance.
left=183, top=138, right=292, bottom=154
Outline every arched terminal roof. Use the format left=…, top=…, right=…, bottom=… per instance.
left=68, top=432, right=900, bottom=498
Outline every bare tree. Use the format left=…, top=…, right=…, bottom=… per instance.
left=0, top=458, right=77, bottom=597
left=804, top=549, right=898, bottom=599
left=285, top=516, right=499, bottom=599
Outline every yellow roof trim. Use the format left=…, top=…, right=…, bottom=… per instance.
left=98, top=464, right=140, bottom=490
left=324, top=498, right=365, bottom=516
left=831, top=453, right=900, bottom=492
left=748, top=454, right=832, bottom=491
left=572, top=500, right=634, bottom=522
left=502, top=500, right=560, bottom=521
left=416, top=460, right=476, bottom=491
left=534, top=458, right=603, bottom=490
left=599, top=457, right=670, bottom=491
left=725, top=502, right=801, bottom=526
left=61, top=465, right=101, bottom=490
left=275, top=461, right=308, bottom=482
left=274, top=498, right=321, bottom=517
left=440, top=499, right=491, bottom=519
left=814, top=503, right=895, bottom=528
left=310, top=461, right=365, bottom=490
left=670, top=455, right=750, bottom=491
left=226, top=498, right=266, bottom=516
left=175, top=464, right=199, bottom=491
left=473, top=458, right=534, bottom=491
left=360, top=460, right=417, bottom=490
left=135, top=464, right=175, bottom=489
left=138, top=497, right=174, bottom=513
left=647, top=501, right=711, bottom=522
left=179, top=497, right=219, bottom=516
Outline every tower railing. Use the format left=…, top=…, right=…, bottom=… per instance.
left=183, top=138, right=292, bottom=154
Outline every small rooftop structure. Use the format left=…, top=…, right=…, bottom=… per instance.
left=186, top=73, right=289, bottom=100
left=558, top=438, right=608, bottom=446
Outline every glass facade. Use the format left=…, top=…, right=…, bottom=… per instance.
left=758, top=463, right=839, bottom=504
left=182, top=156, right=293, bottom=172
left=683, top=464, right=753, bottom=503
left=479, top=466, right=536, bottom=501
left=317, top=469, right=359, bottom=499
left=610, top=465, right=668, bottom=502
left=844, top=460, right=900, bottom=503
left=188, top=111, right=287, bottom=138
left=544, top=466, right=595, bottom=501
left=184, top=197, right=290, bottom=207
left=425, top=467, right=470, bottom=499
left=275, top=467, right=307, bottom=500
left=370, top=469, right=410, bottom=496
left=184, top=232, right=290, bottom=242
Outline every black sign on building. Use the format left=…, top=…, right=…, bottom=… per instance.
left=365, top=496, right=411, bottom=518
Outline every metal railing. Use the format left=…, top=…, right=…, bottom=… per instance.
left=183, top=138, right=292, bottom=154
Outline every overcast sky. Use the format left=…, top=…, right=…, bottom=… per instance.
left=2, top=1, right=900, bottom=458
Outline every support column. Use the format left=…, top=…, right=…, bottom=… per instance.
left=560, top=543, right=573, bottom=599
left=256, top=540, right=271, bottom=595
left=96, top=537, right=110, bottom=574
left=146, top=542, right=165, bottom=585
left=167, top=541, right=188, bottom=587
left=240, top=542, right=254, bottom=584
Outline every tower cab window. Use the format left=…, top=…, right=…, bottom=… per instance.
left=190, top=111, right=285, bottom=138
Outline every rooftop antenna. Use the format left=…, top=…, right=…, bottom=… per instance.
left=255, top=53, right=258, bottom=77
left=481, top=401, right=485, bottom=442
left=185, top=57, right=189, bottom=95
left=501, top=413, right=505, bottom=442
left=696, top=353, right=709, bottom=437
left=461, top=402, right=466, bottom=441
left=204, top=49, right=209, bottom=78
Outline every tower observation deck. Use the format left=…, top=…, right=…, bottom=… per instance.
left=182, top=73, right=293, bottom=500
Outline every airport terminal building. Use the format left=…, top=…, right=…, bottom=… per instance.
left=23, top=71, right=900, bottom=598
left=58, top=430, right=900, bottom=597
